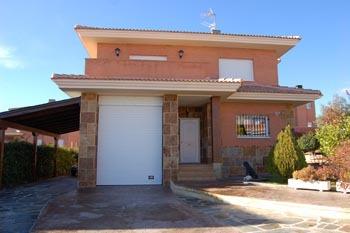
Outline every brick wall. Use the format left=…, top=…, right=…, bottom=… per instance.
left=78, top=93, right=98, bottom=188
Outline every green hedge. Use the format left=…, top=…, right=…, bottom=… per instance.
left=3, top=140, right=78, bottom=187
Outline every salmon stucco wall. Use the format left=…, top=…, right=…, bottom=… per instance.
left=219, top=102, right=295, bottom=177
left=85, top=43, right=279, bottom=86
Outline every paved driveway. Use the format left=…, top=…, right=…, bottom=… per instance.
left=32, top=186, right=236, bottom=233
left=0, top=177, right=76, bottom=233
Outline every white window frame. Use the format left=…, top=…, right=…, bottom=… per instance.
left=129, top=55, right=167, bottom=61
left=219, top=58, right=254, bottom=81
left=306, top=103, right=312, bottom=110
left=236, top=115, right=270, bottom=138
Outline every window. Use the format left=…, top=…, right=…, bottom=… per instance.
left=307, top=122, right=313, bottom=128
left=219, top=59, right=254, bottom=81
left=306, top=103, right=312, bottom=110
left=129, top=55, right=167, bottom=61
left=236, top=115, right=269, bottom=137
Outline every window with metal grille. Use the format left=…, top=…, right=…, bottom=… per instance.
left=236, top=115, right=269, bottom=137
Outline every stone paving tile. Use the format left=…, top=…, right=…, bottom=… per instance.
left=0, top=177, right=76, bottom=233
left=177, top=195, right=350, bottom=233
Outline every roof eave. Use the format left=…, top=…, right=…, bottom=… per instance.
left=75, top=28, right=300, bottom=58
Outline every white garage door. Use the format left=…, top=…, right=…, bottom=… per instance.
left=97, top=96, right=162, bottom=185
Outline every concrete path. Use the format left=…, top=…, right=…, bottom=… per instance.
left=32, top=186, right=238, bottom=233
left=0, top=177, right=76, bottom=233
left=179, top=196, right=350, bottom=232
left=178, top=180, right=350, bottom=208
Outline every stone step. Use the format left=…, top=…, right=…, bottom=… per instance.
left=177, top=175, right=216, bottom=181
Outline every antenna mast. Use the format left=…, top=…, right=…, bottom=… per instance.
left=201, top=8, right=220, bottom=33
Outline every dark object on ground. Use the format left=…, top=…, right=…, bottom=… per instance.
left=243, top=161, right=258, bottom=179
left=71, top=165, right=78, bottom=177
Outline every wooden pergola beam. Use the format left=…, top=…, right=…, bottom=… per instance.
left=0, top=119, right=59, bottom=138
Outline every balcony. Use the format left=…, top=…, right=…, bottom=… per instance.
left=85, top=59, right=217, bottom=79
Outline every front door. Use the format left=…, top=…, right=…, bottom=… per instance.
left=180, top=118, right=200, bottom=163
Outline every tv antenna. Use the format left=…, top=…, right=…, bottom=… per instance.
left=201, top=8, right=218, bottom=33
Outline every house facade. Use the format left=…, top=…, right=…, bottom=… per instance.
left=53, top=25, right=321, bottom=188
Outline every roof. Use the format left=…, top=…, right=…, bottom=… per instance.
left=52, top=74, right=240, bottom=83
left=74, top=25, right=301, bottom=40
left=52, top=73, right=321, bottom=96
left=0, top=98, right=80, bottom=135
left=75, top=25, right=301, bottom=58
left=238, top=82, right=322, bottom=95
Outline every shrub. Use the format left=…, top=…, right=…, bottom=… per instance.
left=330, top=140, right=350, bottom=182
left=292, top=166, right=318, bottom=181
left=56, top=148, right=78, bottom=176
left=3, top=141, right=78, bottom=187
left=3, top=141, right=34, bottom=186
left=268, top=125, right=306, bottom=180
left=297, top=131, right=320, bottom=152
left=316, top=116, right=350, bottom=156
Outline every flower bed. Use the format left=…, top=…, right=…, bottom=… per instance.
left=336, top=181, right=350, bottom=194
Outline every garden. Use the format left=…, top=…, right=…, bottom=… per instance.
left=2, top=140, right=78, bottom=187
left=268, top=95, right=350, bottom=193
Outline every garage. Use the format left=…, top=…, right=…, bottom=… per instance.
left=96, top=96, right=163, bottom=185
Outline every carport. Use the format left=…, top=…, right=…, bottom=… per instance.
left=0, top=97, right=80, bottom=188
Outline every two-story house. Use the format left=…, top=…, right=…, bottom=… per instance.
left=53, top=25, right=321, bottom=188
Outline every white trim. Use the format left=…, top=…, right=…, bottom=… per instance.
left=228, top=92, right=321, bottom=102
left=53, top=78, right=241, bottom=94
left=129, top=55, right=167, bottom=61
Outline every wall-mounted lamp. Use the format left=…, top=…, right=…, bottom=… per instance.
left=178, top=49, right=184, bottom=59
left=115, top=48, right=121, bottom=57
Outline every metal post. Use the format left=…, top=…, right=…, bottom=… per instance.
left=53, top=137, right=58, bottom=177
left=0, top=128, right=6, bottom=189
left=32, top=132, right=38, bottom=181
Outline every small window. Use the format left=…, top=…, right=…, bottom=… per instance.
left=306, top=103, right=312, bottom=110
left=219, top=59, right=254, bottom=81
left=37, top=139, right=43, bottom=146
left=236, top=115, right=269, bottom=137
left=307, top=122, right=313, bottom=128
left=129, top=55, right=167, bottom=61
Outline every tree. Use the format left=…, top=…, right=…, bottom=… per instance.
left=318, top=95, right=350, bottom=126
left=268, top=125, right=306, bottom=180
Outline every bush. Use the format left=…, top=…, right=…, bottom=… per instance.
left=330, top=140, right=350, bottom=182
left=3, top=141, right=78, bottom=187
left=316, top=116, right=350, bottom=156
left=56, top=148, right=78, bottom=176
left=3, top=141, right=34, bottom=186
left=292, top=166, right=318, bottom=181
left=267, top=125, right=306, bottom=180
left=297, top=131, right=320, bottom=152
left=292, top=140, right=350, bottom=182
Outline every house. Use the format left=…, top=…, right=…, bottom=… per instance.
left=5, top=127, right=79, bottom=149
left=52, top=25, right=322, bottom=188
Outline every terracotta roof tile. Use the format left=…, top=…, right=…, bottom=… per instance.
left=52, top=74, right=321, bottom=95
left=74, top=25, right=301, bottom=40
left=238, top=82, right=322, bottom=95
left=51, top=74, right=239, bottom=83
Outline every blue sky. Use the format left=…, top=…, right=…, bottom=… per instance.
left=0, top=0, right=349, bottom=115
